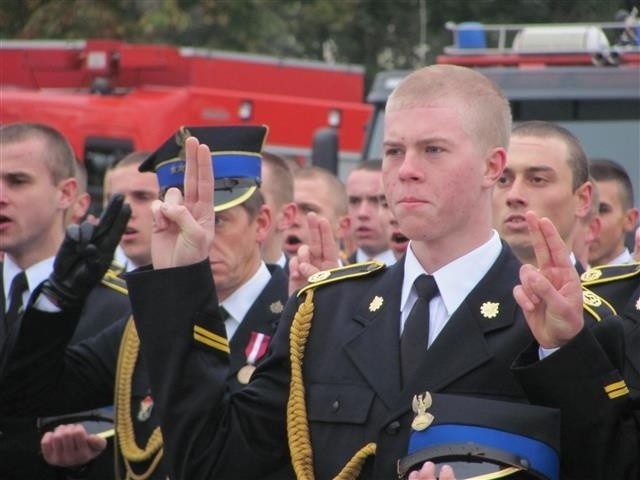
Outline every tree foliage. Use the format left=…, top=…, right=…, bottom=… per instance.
left=0, top=0, right=631, bottom=86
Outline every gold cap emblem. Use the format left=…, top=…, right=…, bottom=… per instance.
left=581, top=269, right=602, bottom=282
left=369, top=296, right=383, bottom=312
left=411, top=392, right=434, bottom=431
left=480, top=301, right=500, bottom=319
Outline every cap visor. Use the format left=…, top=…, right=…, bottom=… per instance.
left=214, top=186, right=257, bottom=212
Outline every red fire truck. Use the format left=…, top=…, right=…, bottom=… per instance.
left=0, top=38, right=372, bottom=201
left=362, top=19, right=640, bottom=206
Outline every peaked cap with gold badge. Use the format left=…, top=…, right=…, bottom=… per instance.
left=140, top=125, right=268, bottom=212
left=398, top=393, right=560, bottom=480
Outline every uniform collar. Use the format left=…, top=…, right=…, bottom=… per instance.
left=401, top=231, right=502, bottom=316
left=221, top=261, right=271, bottom=338
left=275, top=251, right=288, bottom=269
left=355, top=248, right=397, bottom=266
left=3, top=255, right=54, bottom=305
left=608, top=248, right=633, bottom=265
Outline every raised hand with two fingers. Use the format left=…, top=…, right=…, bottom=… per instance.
left=513, top=211, right=584, bottom=349
left=288, top=212, right=340, bottom=294
left=150, top=137, right=216, bottom=270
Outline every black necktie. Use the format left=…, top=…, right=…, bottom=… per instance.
left=219, top=305, right=231, bottom=322
left=5, top=271, right=28, bottom=334
left=401, top=274, right=439, bottom=383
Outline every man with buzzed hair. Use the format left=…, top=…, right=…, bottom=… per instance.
left=0, top=122, right=129, bottom=480
left=120, top=66, right=636, bottom=478
left=345, top=159, right=395, bottom=265
left=260, top=151, right=297, bottom=269
left=103, top=151, right=157, bottom=271
left=66, top=161, right=92, bottom=226
left=572, top=177, right=601, bottom=271
left=588, top=158, right=639, bottom=267
left=284, top=165, right=349, bottom=261
left=493, top=121, right=593, bottom=270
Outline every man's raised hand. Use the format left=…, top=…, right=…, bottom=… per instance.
left=150, top=137, right=215, bottom=269
left=513, top=211, right=584, bottom=349
left=288, top=212, right=340, bottom=294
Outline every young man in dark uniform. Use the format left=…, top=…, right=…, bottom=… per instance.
left=0, top=122, right=130, bottom=480
left=123, top=66, right=637, bottom=479
left=0, top=126, right=289, bottom=479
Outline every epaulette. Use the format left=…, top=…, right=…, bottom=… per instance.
left=582, top=286, right=617, bottom=321
left=108, top=259, right=126, bottom=276
left=580, top=262, right=640, bottom=286
left=100, top=268, right=128, bottom=295
left=297, top=260, right=385, bottom=297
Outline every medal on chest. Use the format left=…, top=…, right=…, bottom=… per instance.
left=237, top=331, right=271, bottom=384
left=137, top=395, right=154, bottom=422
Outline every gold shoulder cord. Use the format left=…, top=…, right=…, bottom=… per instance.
left=114, top=318, right=164, bottom=480
left=287, top=289, right=376, bottom=480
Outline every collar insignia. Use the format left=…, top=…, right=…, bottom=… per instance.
left=270, top=301, right=284, bottom=314
left=480, top=301, right=500, bottom=319
left=369, top=296, right=384, bottom=312
left=581, top=269, right=603, bottom=282
left=583, top=290, right=602, bottom=307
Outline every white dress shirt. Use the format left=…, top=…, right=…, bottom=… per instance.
left=607, top=248, right=634, bottom=265
left=355, top=248, right=397, bottom=266
left=220, top=262, right=271, bottom=339
left=3, top=255, right=54, bottom=311
left=400, top=231, right=502, bottom=348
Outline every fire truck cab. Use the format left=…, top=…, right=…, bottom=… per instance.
left=362, top=18, right=640, bottom=207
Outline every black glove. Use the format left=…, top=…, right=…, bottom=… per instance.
left=41, top=194, right=131, bottom=309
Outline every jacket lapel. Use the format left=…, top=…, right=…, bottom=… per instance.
left=344, top=261, right=404, bottom=409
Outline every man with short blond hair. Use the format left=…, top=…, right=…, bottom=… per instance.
left=345, top=159, right=395, bottom=264
left=260, top=151, right=297, bottom=269
left=103, top=151, right=157, bottom=270
left=103, top=66, right=635, bottom=478
left=284, top=165, right=349, bottom=260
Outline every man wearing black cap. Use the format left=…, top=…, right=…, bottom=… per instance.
left=0, top=125, right=289, bottom=479
left=137, top=125, right=289, bottom=391
left=122, top=65, right=637, bottom=480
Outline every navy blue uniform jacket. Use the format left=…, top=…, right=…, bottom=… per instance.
left=126, top=245, right=639, bottom=480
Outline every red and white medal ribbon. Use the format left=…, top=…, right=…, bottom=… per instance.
left=245, top=331, right=271, bottom=365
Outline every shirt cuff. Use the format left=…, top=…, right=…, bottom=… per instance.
left=538, top=345, right=560, bottom=360
left=33, top=293, right=61, bottom=312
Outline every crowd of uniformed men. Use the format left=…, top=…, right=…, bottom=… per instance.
left=0, top=64, right=639, bottom=480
